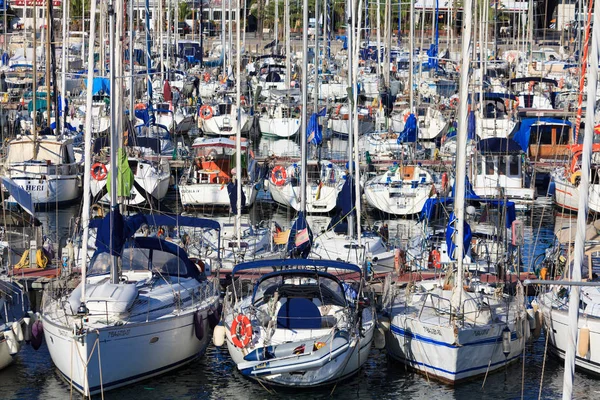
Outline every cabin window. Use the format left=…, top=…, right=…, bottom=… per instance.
left=486, top=158, right=495, bottom=175
left=498, top=156, right=507, bottom=175
left=531, top=125, right=553, bottom=145
left=122, top=248, right=151, bottom=271
left=213, top=11, right=222, bottom=20
left=509, top=155, right=519, bottom=176
left=476, top=156, right=482, bottom=175
left=152, top=249, right=188, bottom=276
left=557, top=126, right=570, bottom=145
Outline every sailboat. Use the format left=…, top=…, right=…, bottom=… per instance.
left=381, top=0, right=528, bottom=382
left=534, top=4, right=600, bottom=386
left=41, top=5, right=220, bottom=395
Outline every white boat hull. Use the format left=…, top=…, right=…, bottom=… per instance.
left=179, top=182, right=258, bottom=208
left=553, top=173, right=600, bottom=213
left=364, top=182, right=432, bottom=216
left=268, top=181, right=340, bottom=213
left=43, top=310, right=212, bottom=396
left=8, top=175, right=81, bottom=205
left=258, top=117, right=301, bottom=138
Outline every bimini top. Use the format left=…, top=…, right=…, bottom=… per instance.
left=232, top=259, right=362, bottom=276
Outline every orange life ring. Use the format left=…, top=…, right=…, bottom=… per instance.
left=450, top=98, right=458, bottom=108
left=199, top=105, right=214, bottom=120
left=230, top=314, right=252, bottom=348
left=403, top=111, right=410, bottom=122
left=240, top=95, right=247, bottom=106
left=203, top=72, right=210, bottom=82
left=134, top=103, right=146, bottom=110
left=558, top=77, right=565, bottom=89
left=91, top=163, right=108, bottom=180
left=428, top=249, right=441, bottom=269
left=271, top=166, right=287, bottom=186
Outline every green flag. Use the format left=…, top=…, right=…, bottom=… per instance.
left=106, top=148, right=134, bottom=197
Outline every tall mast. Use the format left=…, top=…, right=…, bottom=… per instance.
left=300, top=0, right=308, bottom=212
left=129, top=0, right=135, bottom=115
left=221, top=0, right=225, bottom=67
left=353, top=0, right=362, bottom=246
left=409, top=0, right=414, bottom=113
left=562, top=3, right=600, bottom=398
left=451, top=0, right=473, bottom=310
left=108, top=0, right=119, bottom=284
left=346, top=0, right=354, bottom=238
left=235, top=0, right=242, bottom=245
left=32, top=0, right=37, bottom=157
left=314, top=0, right=319, bottom=110
left=45, top=0, right=51, bottom=128
left=80, top=0, right=99, bottom=306
left=145, top=0, right=152, bottom=110
left=285, top=0, right=290, bottom=88
left=61, top=0, right=69, bottom=135
left=274, top=0, right=278, bottom=54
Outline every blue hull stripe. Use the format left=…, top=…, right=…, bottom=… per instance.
left=390, top=324, right=518, bottom=348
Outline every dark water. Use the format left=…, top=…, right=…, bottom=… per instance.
left=0, top=196, right=596, bottom=399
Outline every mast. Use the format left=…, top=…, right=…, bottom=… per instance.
left=346, top=0, right=354, bottom=238
left=300, top=0, right=308, bottom=212
left=80, top=0, right=99, bottom=307
left=61, top=0, right=69, bottom=135
left=159, top=0, right=164, bottom=81
left=353, top=0, right=362, bottom=247
left=32, top=0, right=37, bottom=157
left=451, top=0, right=474, bottom=309
left=45, top=0, right=51, bottom=128
left=145, top=0, right=153, bottom=110
left=285, top=0, right=290, bottom=88
left=562, top=4, right=600, bottom=398
left=409, top=0, right=414, bottom=112
left=129, top=0, right=134, bottom=115
left=108, top=0, right=119, bottom=284
left=274, top=0, right=278, bottom=54
left=221, top=0, right=225, bottom=67
left=376, top=0, right=381, bottom=85
left=235, top=0, right=242, bottom=246
left=314, top=0, right=319, bottom=109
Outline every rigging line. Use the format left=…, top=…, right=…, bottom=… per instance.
left=538, top=322, right=550, bottom=400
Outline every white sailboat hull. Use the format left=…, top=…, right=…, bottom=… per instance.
left=7, top=175, right=81, bottom=205
left=267, top=181, right=340, bottom=213
left=201, top=114, right=253, bottom=136
left=43, top=309, right=212, bottom=396
left=552, top=173, right=600, bottom=213
left=364, top=182, right=432, bottom=216
left=179, top=182, right=258, bottom=208
left=258, top=117, right=301, bottom=138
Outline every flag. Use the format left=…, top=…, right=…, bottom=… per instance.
left=295, top=228, right=309, bottom=246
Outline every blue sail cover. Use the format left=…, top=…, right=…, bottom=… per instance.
left=85, top=77, right=111, bottom=96
left=419, top=197, right=453, bottom=221
left=307, top=108, right=327, bottom=145
left=467, top=110, right=476, bottom=140
left=445, top=212, right=472, bottom=261
left=286, top=211, right=313, bottom=259
left=95, top=207, right=146, bottom=256
left=327, top=176, right=355, bottom=233
left=511, top=118, right=572, bottom=152
left=451, top=175, right=480, bottom=200
left=397, top=113, right=418, bottom=143
left=227, top=181, right=247, bottom=214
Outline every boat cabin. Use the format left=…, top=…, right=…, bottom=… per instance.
left=511, top=118, right=575, bottom=161
left=471, top=138, right=534, bottom=201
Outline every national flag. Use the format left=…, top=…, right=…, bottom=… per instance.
left=295, top=228, right=309, bottom=246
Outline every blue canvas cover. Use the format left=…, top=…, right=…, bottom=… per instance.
left=287, top=211, right=313, bottom=259
left=397, top=113, right=418, bottom=143
left=511, top=118, right=572, bottom=152
left=445, top=212, right=473, bottom=261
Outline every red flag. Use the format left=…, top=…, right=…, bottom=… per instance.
left=163, top=80, right=172, bottom=102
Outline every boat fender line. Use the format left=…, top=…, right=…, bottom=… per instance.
left=578, top=326, right=590, bottom=357
left=208, top=306, right=220, bottom=330
left=199, top=105, right=214, bottom=120
left=91, top=163, right=108, bottom=181
left=271, top=166, right=287, bottom=186
left=334, top=104, right=342, bottom=116
left=428, top=250, right=441, bottom=269
left=231, top=314, right=252, bottom=348
left=213, top=323, right=226, bottom=347
left=194, top=311, right=205, bottom=341
left=31, top=320, right=43, bottom=350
